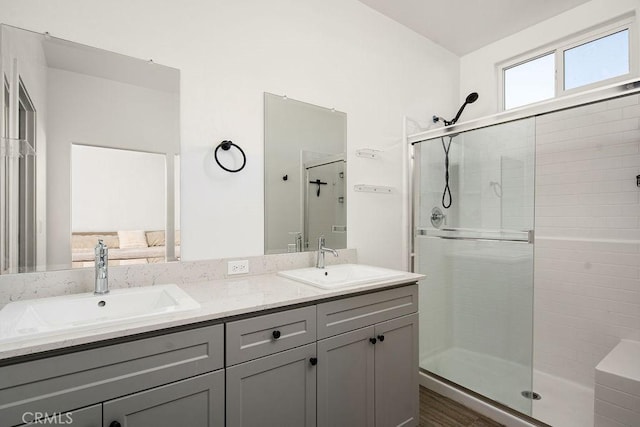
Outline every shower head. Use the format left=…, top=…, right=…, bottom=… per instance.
left=432, top=92, right=479, bottom=126
left=450, top=92, right=479, bottom=125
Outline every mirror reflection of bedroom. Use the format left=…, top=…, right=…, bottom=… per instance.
left=71, top=145, right=180, bottom=268
left=0, top=24, right=180, bottom=274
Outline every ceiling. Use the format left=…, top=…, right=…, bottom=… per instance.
left=357, top=0, right=593, bottom=56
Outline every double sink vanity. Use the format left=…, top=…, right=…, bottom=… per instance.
left=0, top=263, right=423, bottom=427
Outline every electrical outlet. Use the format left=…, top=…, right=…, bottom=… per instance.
left=227, top=259, right=249, bottom=275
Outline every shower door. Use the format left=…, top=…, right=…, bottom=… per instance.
left=414, top=118, right=535, bottom=415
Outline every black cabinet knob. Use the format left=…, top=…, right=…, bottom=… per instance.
left=369, top=337, right=377, bottom=344
left=310, top=357, right=318, bottom=366
left=109, top=422, right=121, bottom=427
left=272, top=330, right=281, bottom=339
left=377, top=334, right=385, bottom=342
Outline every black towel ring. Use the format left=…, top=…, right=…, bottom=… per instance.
left=214, top=140, right=246, bottom=173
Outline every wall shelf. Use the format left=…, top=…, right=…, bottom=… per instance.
left=354, top=185, right=393, bottom=194
left=355, top=148, right=381, bottom=159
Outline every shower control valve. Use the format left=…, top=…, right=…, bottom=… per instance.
left=430, top=207, right=446, bottom=228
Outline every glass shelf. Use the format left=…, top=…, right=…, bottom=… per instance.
left=0, top=137, right=36, bottom=158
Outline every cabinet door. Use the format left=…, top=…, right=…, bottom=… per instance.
left=18, top=404, right=101, bottom=427
left=317, top=326, right=375, bottom=427
left=103, top=370, right=224, bottom=427
left=374, top=313, right=419, bottom=427
left=0, top=324, right=224, bottom=427
left=226, top=343, right=316, bottom=427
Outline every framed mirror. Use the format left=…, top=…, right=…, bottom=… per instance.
left=0, top=24, right=180, bottom=274
left=264, top=93, right=347, bottom=254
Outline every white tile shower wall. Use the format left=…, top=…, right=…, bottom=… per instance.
left=449, top=240, right=533, bottom=368
left=534, top=94, right=640, bottom=388
left=0, top=249, right=357, bottom=309
left=457, top=122, right=535, bottom=232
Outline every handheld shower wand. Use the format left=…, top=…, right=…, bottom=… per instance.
left=432, top=92, right=479, bottom=210
left=433, top=92, right=479, bottom=126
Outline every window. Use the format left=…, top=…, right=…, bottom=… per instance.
left=504, top=53, right=555, bottom=110
left=564, top=29, right=629, bottom=90
left=501, top=18, right=635, bottom=110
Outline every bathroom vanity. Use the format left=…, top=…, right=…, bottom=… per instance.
left=0, top=274, right=420, bottom=427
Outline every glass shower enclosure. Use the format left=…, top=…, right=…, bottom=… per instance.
left=413, top=118, right=536, bottom=415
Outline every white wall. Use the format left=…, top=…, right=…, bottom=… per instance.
left=71, top=145, right=166, bottom=232
left=0, top=0, right=460, bottom=270
left=459, top=0, right=640, bottom=120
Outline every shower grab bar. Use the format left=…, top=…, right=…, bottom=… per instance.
left=416, top=228, right=533, bottom=244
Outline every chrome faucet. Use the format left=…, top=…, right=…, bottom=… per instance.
left=316, top=236, right=338, bottom=268
left=94, top=239, right=109, bottom=295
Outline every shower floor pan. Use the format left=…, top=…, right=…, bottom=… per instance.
left=421, top=347, right=594, bottom=427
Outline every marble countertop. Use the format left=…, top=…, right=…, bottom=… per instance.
left=0, top=270, right=424, bottom=362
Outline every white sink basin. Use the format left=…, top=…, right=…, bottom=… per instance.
left=277, top=264, right=406, bottom=290
left=0, top=284, right=200, bottom=343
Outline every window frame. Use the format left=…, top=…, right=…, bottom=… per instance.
left=498, top=15, right=637, bottom=111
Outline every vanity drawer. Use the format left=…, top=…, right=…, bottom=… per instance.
left=226, top=305, right=316, bottom=366
left=0, top=324, right=224, bottom=427
left=317, top=284, right=418, bottom=339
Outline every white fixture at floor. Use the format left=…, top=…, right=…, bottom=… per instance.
left=595, top=340, right=640, bottom=427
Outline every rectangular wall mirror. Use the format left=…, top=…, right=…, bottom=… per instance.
left=264, top=93, right=347, bottom=254
left=0, top=24, right=180, bottom=274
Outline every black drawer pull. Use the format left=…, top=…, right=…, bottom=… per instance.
left=310, top=357, right=318, bottom=366
left=272, top=330, right=281, bottom=339
left=110, top=422, right=122, bottom=427
left=377, top=334, right=385, bottom=342
left=369, top=337, right=377, bottom=344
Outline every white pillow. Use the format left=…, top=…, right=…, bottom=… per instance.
left=117, top=230, right=148, bottom=249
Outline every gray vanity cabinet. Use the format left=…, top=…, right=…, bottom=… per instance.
left=316, top=286, right=419, bottom=427
left=3, top=283, right=419, bottom=427
left=317, top=326, right=376, bottom=427
left=103, top=370, right=224, bottom=427
left=225, top=303, right=318, bottom=426
left=0, top=324, right=225, bottom=427
left=374, top=313, right=419, bottom=427
left=226, top=343, right=317, bottom=427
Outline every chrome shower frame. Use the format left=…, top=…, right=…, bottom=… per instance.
left=405, top=77, right=640, bottom=426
